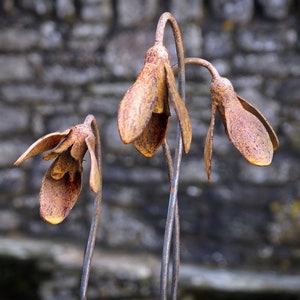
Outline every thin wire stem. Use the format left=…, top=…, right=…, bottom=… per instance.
left=162, top=139, right=180, bottom=300
left=80, top=116, right=103, bottom=300
left=156, top=12, right=186, bottom=300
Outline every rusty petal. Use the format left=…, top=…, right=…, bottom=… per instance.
left=43, top=132, right=74, bottom=160
left=40, top=152, right=82, bottom=224
left=204, top=104, right=217, bottom=182
left=118, top=45, right=167, bottom=145
left=85, top=134, right=100, bottom=193
left=118, top=63, right=159, bottom=144
left=237, top=95, right=279, bottom=150
left=133, top=59, right=170, bottom=158
left=50, top=149, right=81, bottom=182
left=84, top=114, right=101, bottom=192
left=70, top=124, right=92, bottom=161
left=134, top=113, right=169, bottom=157
left=211, top=77, right=275, bottom=166
left=118, top=44, right=170, bottom=145
left=14, top=129, right=70, bottom=166
left=222, top=99, right=274, bottom=165
left=165, top=63, right=192, bottom=154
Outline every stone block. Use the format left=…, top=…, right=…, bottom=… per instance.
left=233, top=53, right=288, bottom=77
left=0, top=105, right=29, bottom=134
left=81, top=0, right=112, bottom=22
left=98, top=204, right=161, bottom=251
left=258, top=0, right=292, bottom=19
left=117, top=0, right=159, bottom=27
left=181, top=24, right=203, bottom=57
left=210, top=0, right=254, bottom=24
left=237, top=25, right=297, bottom=52
left=0, top=210, right=21, bottom=231
left=0, top=29, right=39, bottom=52
left=39, top=21, right=63, bottom=50
left=72, top=23, right=108, bottom=40
left=104, top=30, right=154, bottom=78
left=55, top=0, right=75, bottom=20
left=1, top=84, right=63, bottom=104
left=0, top=56, right=34, bottom=82
left=0, top=140, right=29, bottom=167
left=20, top=0, right=53, bottom=16
left=0, top=168, right=25, bottom=193
left=43, top=64, right=103, bottom=85
left=203, top=30, right=234, bottom=58
left=171, top=0, right=204, bottom=22
left=239, top=158, right=292, bottom=185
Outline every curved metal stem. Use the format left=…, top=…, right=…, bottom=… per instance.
left=80, top=116, right=103, bottom=300
left=180, top=57, right=220, bottom=79
left=157, top=12, right=186, bottom=300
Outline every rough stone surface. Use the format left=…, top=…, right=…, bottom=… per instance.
left=2, top=237, right=300, bottom=299
left=0, top=0, right=299, bottom=298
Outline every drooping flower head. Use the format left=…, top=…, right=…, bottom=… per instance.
left=14, top=115, right=100, bottom=224
left=118, top=43, right=192, bottom=157
left=205, top=76, right=279, bottom=181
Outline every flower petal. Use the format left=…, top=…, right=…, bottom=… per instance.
left=237, top=95, right=279, bottom=150
left=84, top=114, right=101, bottom=193
left=211, top=76, right=275, bottom=166
left=134, top=112, right=169, bottom=157
left=14, top=129, right=70, bottom=166
left=118, top=63, right=159, bottom=144
left=50, top=150, right=81, bottom=182
left=40, top=158, right=82, bottom=224
left=222, top=96, right=274, bottom=166
left=165, top=63, right=192, bottom=154
left=86, top=134, right=100, bottom=193
left=204, top=104, right=217, bottom=182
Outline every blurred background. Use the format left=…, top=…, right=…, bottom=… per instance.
left=0, top=0, right=300, bottom=299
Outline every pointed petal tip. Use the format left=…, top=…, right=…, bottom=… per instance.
left=41, top=214, right=65, bottom=225
left=89, top=171, right=100, bottom=193
left=14, top=152, right=30, bottom=166
left=13, top=159, right=21, bottom=167
left=118, top=132, right=133, bottom=144
left=183, top=137, right=192, bottom=154
left=248, top=156, right=272, bottom=167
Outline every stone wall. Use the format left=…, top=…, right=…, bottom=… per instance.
left=1, top=0, right=300, bottom=299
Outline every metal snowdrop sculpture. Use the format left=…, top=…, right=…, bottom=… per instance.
left=14, top=11, right=279, bottom=300
left=183, top=57, right=279, bottom=181
left=14, top=114, right=102, bottom=299
left=118, top=12, right=191, bottom=300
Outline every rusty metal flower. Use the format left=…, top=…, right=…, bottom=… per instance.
left=118, top=43, right=192, bottom=157
left=14, top=115, right=100, bottom=224
left=205, top=76, right=279, bottom=181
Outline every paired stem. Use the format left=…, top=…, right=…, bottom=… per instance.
left=156, top=12, right=186, bottom=300
left=80, top=116, right=103, bottom=300
left=184, top=57, right=220, bottom=79
left=173, top=57, right=220, bottom=79
left=81, top=16, right=216, bottom=300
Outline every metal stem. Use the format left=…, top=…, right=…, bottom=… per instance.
left=156, top=12, right=186, bottom=300
left=80, top=116, right=103, bottom=300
